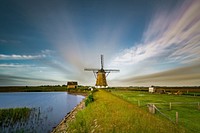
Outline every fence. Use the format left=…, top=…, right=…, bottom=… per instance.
left=146, top=102, right=200, bottom=124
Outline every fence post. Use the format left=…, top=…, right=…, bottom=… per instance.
left=169, top=102, right=172, bottom=110
left=152, top=104, right=156, bottom=114
left=138, top=100, right=140, bottom=107
left=148, top=104, right=155, bottom=114
left=176, top=112, right=178, bottom=124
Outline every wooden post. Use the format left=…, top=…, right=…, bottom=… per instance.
left=176, top=112, right=178, bottom=124
left=169, top=102, right=172, bottom=110
left=148, top=104, right=151, bottom=113
left=148, top=104, right=155, bottom=114
left=152, top=104, right=156, bottom=114
left=138, top=100, right=140, bottom=107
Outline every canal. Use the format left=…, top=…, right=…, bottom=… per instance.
left=0, top=92, right=85, bottom=132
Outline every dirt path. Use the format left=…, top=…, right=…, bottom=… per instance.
left=51, top=99, right=85, bottom=133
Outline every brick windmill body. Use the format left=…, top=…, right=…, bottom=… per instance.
left=84, top=55, right=119, bottom=88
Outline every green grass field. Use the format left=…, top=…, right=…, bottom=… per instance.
left=66, top=90, right=185, bottom=133
left=111, top=90, right=200, bottom=133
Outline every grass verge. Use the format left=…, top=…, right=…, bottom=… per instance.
left=111, top=90, right=200, bottom=133
left=66, top=89, right=185, bottom=133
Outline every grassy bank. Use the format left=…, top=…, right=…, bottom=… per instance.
left=66, top=90, right=185, bottom=133
left=111, top=90, right=200, bottom=133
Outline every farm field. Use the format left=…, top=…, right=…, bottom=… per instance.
left=111, top=90, right=200, bottom=133
left=66, top=89, right=185, bottom=133
left=0, top=86, right=89, bottom=92
left=0, top=86, right=67, bottom=92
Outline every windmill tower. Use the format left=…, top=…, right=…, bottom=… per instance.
left=84, top=55, right=119, bottom=88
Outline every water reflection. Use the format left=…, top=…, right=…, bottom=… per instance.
left=0, top=92, right=84, bottom=133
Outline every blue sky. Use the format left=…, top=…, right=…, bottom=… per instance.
left=0, top=0, right=200, bottom=86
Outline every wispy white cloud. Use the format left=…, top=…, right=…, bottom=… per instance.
left=112, top=0, right=200, bottom=66
left=0, top=63, right=32, bottom=67
left=0, top=54, right=45, bottom=60
left=1, top=0, right=199, bottom=86
left=108, top=0, right=200, bottom=86
left=0, top=49, right=55, bottom=60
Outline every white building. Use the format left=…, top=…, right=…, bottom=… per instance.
left=149, top=86, right=155, bottom=93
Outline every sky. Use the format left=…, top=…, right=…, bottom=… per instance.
left=0, top=0, right=200, bottom=86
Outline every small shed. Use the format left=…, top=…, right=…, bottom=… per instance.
left=88, top=87, right=94, bottom=91
left=149, top=86, right=155, bottom=93
left=67, top=81, right=78, bottom=89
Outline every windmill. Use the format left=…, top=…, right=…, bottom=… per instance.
left=84, top=55, right=120, bottom=88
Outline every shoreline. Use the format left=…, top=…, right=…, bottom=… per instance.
left=51, top=98, right=86, bottom=133
left=67, top=91, right=88, bottom=97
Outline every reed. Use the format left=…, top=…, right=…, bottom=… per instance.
left=0, top=107, right=31, bottom=125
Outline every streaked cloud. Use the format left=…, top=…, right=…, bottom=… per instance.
left=109, top=0, right=200, bottom=86
left=0, top=49, right=72, bottom=85
left=121, top=63, right=200, bottom=86
left=0, top=0, right=199, bottom=86
left=112, top=0, right=200, bottom=66
left=0, top=63, right=32, bottom=67
left=0, top=49, right=54, bottom=61
left=0, top=54, right=45, bottom=60
left=0, top=74, right=62, bottom=86
left=0, top=62, right=68, bottom=86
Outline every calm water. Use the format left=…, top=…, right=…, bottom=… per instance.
left=0, top=92, right=85, bottom=133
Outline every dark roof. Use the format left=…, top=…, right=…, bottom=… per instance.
left=67, top=82, right=78, bottom=85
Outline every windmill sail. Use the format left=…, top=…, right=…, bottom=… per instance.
left=101, top=54, right=104, bottom=70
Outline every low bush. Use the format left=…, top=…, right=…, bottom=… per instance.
left=85, top=93, right=94, bottom=107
